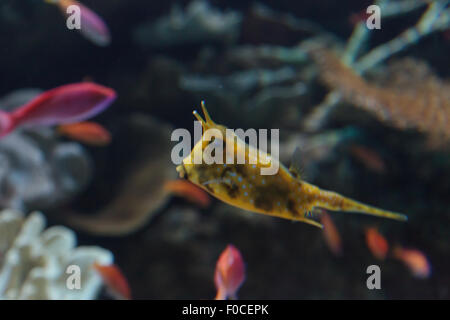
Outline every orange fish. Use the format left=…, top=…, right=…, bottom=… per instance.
left=350, top=145, right=386, bottom=173
left=214, top=244, right=246, bottom=300
left=365, top=227, right=389, bottom=260
left=93, top=262, right=131, bottom=300
left=58, top=121, right=111, bottom=146
left=320, top=212, right=342, bottom=256
left=164, top=179, right=211, bottom=208
left=393, top=246, right=431, bottom=279
left=348, top=10, right=370, bottom=27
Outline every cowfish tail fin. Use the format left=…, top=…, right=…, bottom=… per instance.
left=0, top=110, right=15, bottom=138
left=305, top=183, right=407, bottom=221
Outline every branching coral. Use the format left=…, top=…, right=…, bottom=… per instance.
left=0, top=209, right=112, bottom=299
left=311, top=48, right=450, bottom=144
left=303, top=0, right=450, bottom=132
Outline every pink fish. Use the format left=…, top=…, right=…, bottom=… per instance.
left=0, top=82, right=116, bottom=138
left=46, top=0, right=111, bottom=46
left=214, top=244, right=246, bottom=300
left=393, top=246, right=431, bottom=279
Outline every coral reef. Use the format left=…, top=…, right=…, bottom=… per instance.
left=303, top=0, right=450, bottom=132
left=311, top=49, right=450, bottom=144
left=0, top=209, right=112, bottom=299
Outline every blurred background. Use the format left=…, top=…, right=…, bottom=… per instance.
left=0, top=0, right=449, bottom=299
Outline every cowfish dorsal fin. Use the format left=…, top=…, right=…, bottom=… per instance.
left=289, top=147, right=303, bottom=180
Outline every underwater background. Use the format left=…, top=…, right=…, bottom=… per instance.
left=0, top=0, right=449, bottom=299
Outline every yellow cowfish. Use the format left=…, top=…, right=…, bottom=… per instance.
left=176, top=102, right=407, bottom=228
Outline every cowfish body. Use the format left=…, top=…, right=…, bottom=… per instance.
left=177, top=103, right=407, bottom=227
left=177, top=107, right=319, bottom=226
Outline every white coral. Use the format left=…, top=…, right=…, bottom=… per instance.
left=0, top=209, right=112, bottom=300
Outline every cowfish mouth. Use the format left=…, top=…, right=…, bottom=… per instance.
left=176, top=164, right=187, bottom=179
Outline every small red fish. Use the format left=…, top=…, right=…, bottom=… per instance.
left=320, top=212, right=342, bottom=256
left=393, top=246, right=431, bottom=279
left=46, top=0, right=111, bottom=46
left=0, top=82, right=116, bottom=138
left=58, top=121, right=111, bottom=146
left=348, top=10, right=370, bottom=27
left=93, top=262, right=131, bottom=300
left=350, top=145, right=386, bottom=173
left=365, top=227, right=389, bottom=260
left=214, top=244, right=246, bottom=300
left=164, top=180, right=211, bottom=208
